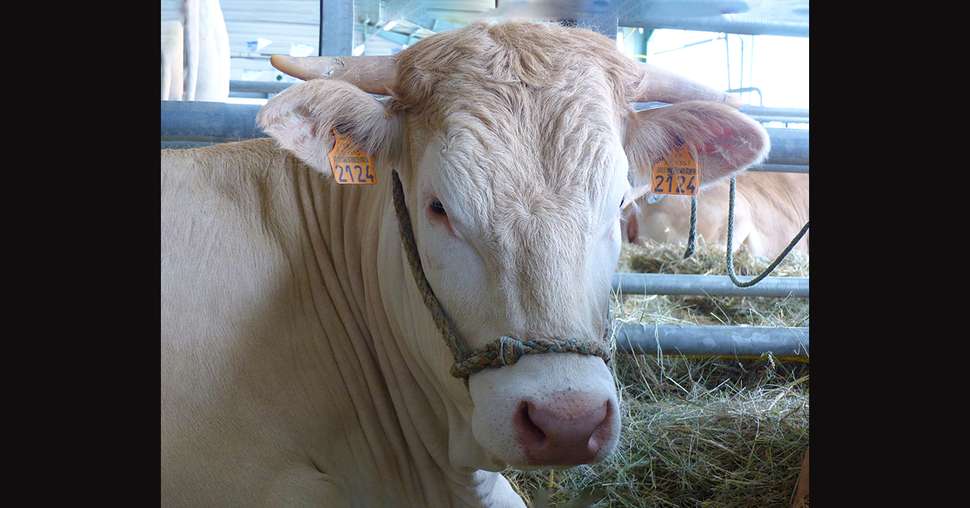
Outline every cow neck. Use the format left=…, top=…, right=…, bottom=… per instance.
left=389, top=170, right=612, bottom=381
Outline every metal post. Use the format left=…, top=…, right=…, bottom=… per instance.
left=320, top=0, right=354, bottom=56
left=614, top=322, right=809, bottom=360
left=613, top=273, right=808, bottom=298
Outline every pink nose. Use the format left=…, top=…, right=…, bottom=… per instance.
left=513, top=391, right=614, bottom=465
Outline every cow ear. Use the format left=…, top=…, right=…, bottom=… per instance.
left=624, top=101, right=769, bottom=190
left=257, top=79, right=398, bottom=176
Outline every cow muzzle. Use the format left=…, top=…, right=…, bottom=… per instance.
left=468, top=352, right=621, bottom=468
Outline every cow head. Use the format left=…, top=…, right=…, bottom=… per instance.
left=257, top=22, right=768, bottom=471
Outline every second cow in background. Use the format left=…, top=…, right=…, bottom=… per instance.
left=625, top=171, right=808, bottom=259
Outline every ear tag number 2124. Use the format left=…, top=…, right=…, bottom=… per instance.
left=651, top=144, right=699, bottom=196
left=328, top=130, right=377, bottom=185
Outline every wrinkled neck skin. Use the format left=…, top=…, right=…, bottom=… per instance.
left=328, top=138, right=519, bottom=506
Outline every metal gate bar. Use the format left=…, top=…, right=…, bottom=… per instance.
left=614, top=322, right=809, bottom=360
left=613, top=273, right=808, bottom=298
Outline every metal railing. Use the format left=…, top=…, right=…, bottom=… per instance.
left=614, top=323, right=809, bottom=361
left=230, top=80, right=291, bottom=95
left=161, top=101, right=263, bottom=144
left=613, top=273, right=807, bottom=298
left=748, top=164, right=809, bottom=174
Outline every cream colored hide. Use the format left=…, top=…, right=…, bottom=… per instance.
left=160, top=22, right=769, bottom=507
left=624, top=172, right=808, bottom=258
left=161, top=21, right=184, bottom=100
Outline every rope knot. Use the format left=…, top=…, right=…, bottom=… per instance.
left=498, top=336, right=524, bottom=366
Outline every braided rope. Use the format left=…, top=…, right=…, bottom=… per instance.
left=390, top=170, right=612, bottom=379
left=683, top=195, right=698, bottom=259
left=451, top=337, right=612, bottom=379
left=391, top=171, right=469, bottom=360
left=725, top=175, right=810, bottom=288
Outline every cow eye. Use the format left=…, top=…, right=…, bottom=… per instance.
left=429, top=199, right=448, bottom=217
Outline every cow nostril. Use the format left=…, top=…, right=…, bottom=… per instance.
left=514, top=394, right=614, bottom=465
left=514, top=401, right=546, bottom=445
left=587, top=401, right=611, bottom=451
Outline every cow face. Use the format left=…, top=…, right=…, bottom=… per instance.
left=258, top=22, right=768, bottom=471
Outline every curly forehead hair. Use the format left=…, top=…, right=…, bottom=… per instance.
left=387, top=21, right=643, bottom=122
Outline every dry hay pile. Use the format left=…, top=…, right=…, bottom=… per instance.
left=504, top=240, right=810, bottom=507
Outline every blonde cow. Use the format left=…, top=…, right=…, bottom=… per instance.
left=625, top=171, right=809, bottom=258
left=161, top=22, right=770, bottom=507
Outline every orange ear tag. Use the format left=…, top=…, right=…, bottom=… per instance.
left=650, top=144, right=699, bottom=196
left=327, top=130, right=377, bottom=185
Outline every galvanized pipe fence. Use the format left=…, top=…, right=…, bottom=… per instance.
left=161, top=101, right=809, bottom=361
left=614, top=323, right=808, bottom=361
left=613, top=273, right=807, bottom=298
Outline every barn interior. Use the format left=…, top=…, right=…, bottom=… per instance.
left=160, top=1, right=810, bottom=506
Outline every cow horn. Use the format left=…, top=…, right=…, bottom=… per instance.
left=270, top=55, right=396, bottom=95
left=634, top=62, right=742, bottom=108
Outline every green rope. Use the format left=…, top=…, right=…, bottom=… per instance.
left=683, top=195, right=698, bottom=259
left=725, top=175, right=809, bottom=288
left=391, top=171, right=469, bottom=361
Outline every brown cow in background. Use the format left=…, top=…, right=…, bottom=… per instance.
left=625, top=171, right=808, bottom=259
